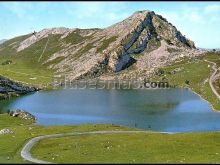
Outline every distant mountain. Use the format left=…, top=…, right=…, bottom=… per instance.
left=0, top=10, right=202, bottom=81
left=198, top=48, right=220, bottom=51
left=0, top=39, right=7, bottom=44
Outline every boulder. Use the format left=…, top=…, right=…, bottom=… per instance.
left=0, top=128, right=13, bottom=135
left=9, top=109, right=36, bottom=121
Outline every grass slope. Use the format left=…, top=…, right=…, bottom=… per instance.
left=0, top=34, right=65, bottom=86
left=152, top=52, right=220, bottom=110
left=0, top=31, right=97, bottom=87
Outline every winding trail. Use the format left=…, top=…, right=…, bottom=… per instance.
left=204, top=60, right=220, bottom=100
left=21, top=130, right=175, bottom=164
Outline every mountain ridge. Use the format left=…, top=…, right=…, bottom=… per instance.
left=0, top=10, right=203, bottom=82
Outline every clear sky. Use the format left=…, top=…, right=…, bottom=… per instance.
left=0, top=1, right=220, bottom=48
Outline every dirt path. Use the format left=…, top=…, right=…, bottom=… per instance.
left=21, top=130, right=175, bottom=164
left=204, top=60, right=220, bottom=100
left=38, top=37, right=50, bottom=62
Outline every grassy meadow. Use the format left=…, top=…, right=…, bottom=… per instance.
left=0, top=113, right=220, bottom=163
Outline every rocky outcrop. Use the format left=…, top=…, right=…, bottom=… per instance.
left=9, top=109, right=36, bottom=121
left=108, top=11, right=195, bottom=72
left=108, top=11, right=156, bottom=72
left=0, top=76, right=38, bottom=100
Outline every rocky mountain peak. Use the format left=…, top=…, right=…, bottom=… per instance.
left=107, top=10, right=195, bottom=72
left=0, top=10, right=200, bottom=81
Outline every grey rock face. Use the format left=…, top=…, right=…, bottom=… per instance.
left=107, top=11, right=196, bottom=72
left=108, top=12, right=157, bottom=72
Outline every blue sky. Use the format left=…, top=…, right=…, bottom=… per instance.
left=0, top=1, right=220, bottom=48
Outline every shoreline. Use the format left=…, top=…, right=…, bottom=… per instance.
left=184, top=86, right=220, bottom=113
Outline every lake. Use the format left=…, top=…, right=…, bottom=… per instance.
left=1, top=88, right=220, bottom=132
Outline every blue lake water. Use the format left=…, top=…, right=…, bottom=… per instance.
left=1, top=88, right=220, bottom=132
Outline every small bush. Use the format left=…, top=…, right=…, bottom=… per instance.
left=2, top=60, right=12, bottom=65
left=185, top=80, right=190, bottom=85
left=156, top=68, right=165, bottom=76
